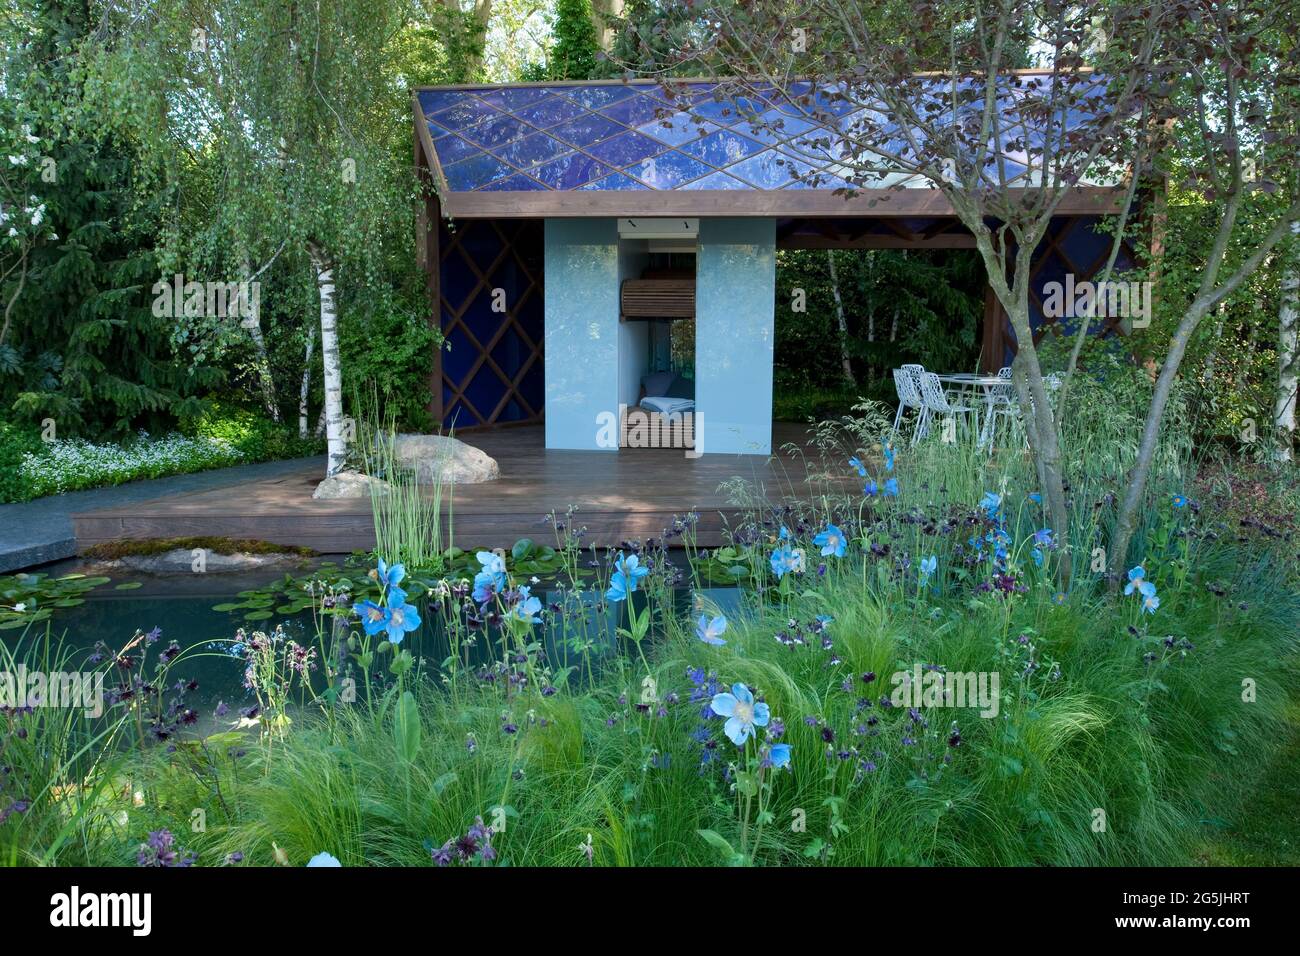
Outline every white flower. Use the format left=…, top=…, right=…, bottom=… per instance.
left=12, top=603, right=26, bottom=613
left=8, top=155, right=27, bottom=166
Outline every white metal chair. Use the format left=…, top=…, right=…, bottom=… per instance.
left=918, top=371, right=980, bottom=444
left=979, top=367, right=1018, bottom=451
left=891, top=366, right=927, bottom=445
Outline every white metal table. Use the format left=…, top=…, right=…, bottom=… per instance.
left=932, top=373, right=1015, bottom=448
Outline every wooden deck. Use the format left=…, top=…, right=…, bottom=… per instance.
left=72, top=424, right=854, bottom=553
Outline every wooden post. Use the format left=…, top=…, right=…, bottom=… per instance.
left=414, top=126, right=444, bottom=428
left=981, top=282, right=1005, bottom=373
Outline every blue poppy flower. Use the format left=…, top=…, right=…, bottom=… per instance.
left=472, top=571, right=500, bottom=604
left=882, top=478, right=899, bottom=497
left=383, top=588, right=421, bottom=644
left=509, top=585, right=542, bottom=624
left=1028, top=492, right=1042, bottom=504
left=813, top=523, right=847, bottom=558
left=1141, top=590, right=1160, bottom=614
left=864, top=480, right=879, bottom=497
left=919, top=555, right=937, bottom=582
left=770, top=545, right=804, bottom=579
left=1051, top=591, right=1068, bottom=606
left=1172, top=495, right=1188, bottom=509
left=767, top=742, right=792, bottom=769
left=307, top=852, right=341, bottom=867
left=1123, top=566, right=1148, bottom=596
left=606, top=551, right=649, bottom=602
left=376, top=559, right=406, bottom=593
left=696, top=614, right=727, bottom=645
left=356, top=600, right=390, bottom=636
left=980, top=491, right=1001, bottom=520
left=883, top=445, right=895, bottom=472
left=710, top=682, right=770, bottom=745
left=848, top=457, right=867, bottom=478
left=472, top=551, right=507, bottom=603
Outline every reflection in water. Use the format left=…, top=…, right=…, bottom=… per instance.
left=50, top=576, right=744, bottom=725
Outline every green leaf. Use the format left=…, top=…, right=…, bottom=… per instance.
left=394, top=690, right=421, bottom=764
left=113, top=582, right=143, bottom=590
left=697, top=829, right=746, bottom=866
left=734, top=771, right=759, bottom=797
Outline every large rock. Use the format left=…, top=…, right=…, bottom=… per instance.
left=313, top=470, right=391, bottom=499
left=391, top=434, right=499, bottom=484
left=98, top=549, right=309, bottom=574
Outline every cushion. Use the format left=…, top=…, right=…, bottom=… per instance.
left=665, top=375, right=695, bottom=399
left=641, top=370, right=675, bottom=397
left=640, top=396, right=695, bottom=416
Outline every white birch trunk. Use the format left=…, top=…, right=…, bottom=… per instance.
left=298, top=322, right=316, bottom=439
left=308, top=243, right=347, bottom=477
left=1276, top=222, right=1299, bottom=461
left=825, top=251, right=855, bottom=385
left=866, top=251, right=876, bottom=342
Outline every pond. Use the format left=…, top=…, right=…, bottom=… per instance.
left=28, top=554, right=744, bottom=728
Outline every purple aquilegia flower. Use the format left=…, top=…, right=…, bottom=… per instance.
left=136, top=829, right=196, bottom=868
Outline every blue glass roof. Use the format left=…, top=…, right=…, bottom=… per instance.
left=417, top=77, right=1110, bottom=194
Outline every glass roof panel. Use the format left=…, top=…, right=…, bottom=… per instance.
left=421, top=78, right=1109, bottom=193
left=442, top=152, right=513, bottom=191
left=532, top=152, right=612, bottom=189
left=578, top=172, right=651, bottom=191
left=491, top=132, right=571, bottom=170
left=585, top=130, right=667, bottom=168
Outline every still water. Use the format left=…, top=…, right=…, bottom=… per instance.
left=36, top=555, right=742, bottom=721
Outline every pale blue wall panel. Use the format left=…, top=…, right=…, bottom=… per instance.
left=544, top=218, right=620, bottom=450
left=695, top=218, right=775, bottom=455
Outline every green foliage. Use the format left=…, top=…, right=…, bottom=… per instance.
left=106, top=531, right=1300, bottom=867
left=775, top=248, right=983, bottom=407
left=0, top=2, right=220, bottom=438
left=6, top=399, right=1299, bottom=866
left=0, top=420, right=44, bottom=503
left=339, top=305, right=436, bottom=433
left=0, top=405, right=322, bottom=503
left=546, top=0, right=601, bottom=80
left=180, top=402, right=324, bottom=463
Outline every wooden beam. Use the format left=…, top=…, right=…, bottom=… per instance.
left=439, top=186, right=1130, bottom=220
left=778, top=233, right=976, bottom=249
